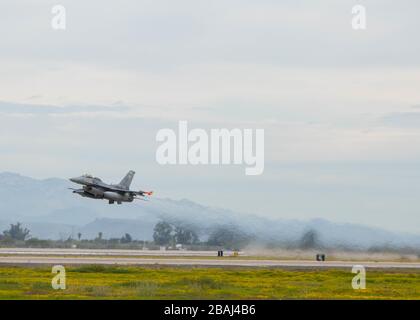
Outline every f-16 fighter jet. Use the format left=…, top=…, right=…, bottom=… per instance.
left=69, top=171, right=153, bottom=204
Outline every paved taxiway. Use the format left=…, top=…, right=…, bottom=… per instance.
left=0, top=248, right=226, bottom=257
left=0, top=248, right=419, bottom=269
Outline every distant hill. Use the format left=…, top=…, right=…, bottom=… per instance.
left=0, top=172, right=419, bottom=248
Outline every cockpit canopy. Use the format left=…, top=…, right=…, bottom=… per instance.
left=83, top=174, right=102, bottom=181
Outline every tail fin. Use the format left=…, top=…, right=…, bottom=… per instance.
left=118, top=170, right=135, bottom=189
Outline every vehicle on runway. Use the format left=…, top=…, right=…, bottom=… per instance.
left=69, top=171, right=153, bottom=204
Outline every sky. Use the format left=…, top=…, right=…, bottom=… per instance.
left=0, top=1, right=420, bottom=233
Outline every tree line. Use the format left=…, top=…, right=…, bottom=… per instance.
left=153, top=221, right=253, bottom=249
left=0, top=221, right=325, bottom=251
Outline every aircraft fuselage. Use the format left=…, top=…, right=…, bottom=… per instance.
left=69, top=171, right=152, bottom=204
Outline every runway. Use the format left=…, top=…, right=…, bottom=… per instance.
left=0, top=247, right=227, bottom=257
left=0, top=248, right=419, bottom=269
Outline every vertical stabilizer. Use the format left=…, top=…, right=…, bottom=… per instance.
left=118, top=170, right=135, bottom=189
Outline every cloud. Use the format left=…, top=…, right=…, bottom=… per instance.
left=2, top=1, right=420, bottom=69
left=1, top=1, right=420, bottom=233
left=381, top=111, right=420, bottom=127
left=0, top=101, right=130, bottom=116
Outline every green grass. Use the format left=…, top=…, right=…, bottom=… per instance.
left=0, top=265, right=418, bottom=299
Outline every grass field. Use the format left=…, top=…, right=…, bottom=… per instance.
left=0, top=265, right=419, bottom=299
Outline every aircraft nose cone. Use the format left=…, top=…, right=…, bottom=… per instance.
left=70, top=177, right=80, bottom=184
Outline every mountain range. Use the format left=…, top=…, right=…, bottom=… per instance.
left=0, top=172, right=419, bottom=249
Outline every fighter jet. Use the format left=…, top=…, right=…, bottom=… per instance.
left=69, top=171, right=153, bottom=204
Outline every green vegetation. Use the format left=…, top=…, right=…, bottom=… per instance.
left=153, top=221, right=199, bottom=247
left=0, top=265, right=418, bottom=299
left=0, top=223, right=31, bottom=243
left=0, top=221, right=247, bottom=250
left=2, top=222, right=420, bottom=259
left=153, top=221, right=175, bottom=246
left=299, top=229, right=320, bottom=250
left=207, top=225, right=253, bottom=250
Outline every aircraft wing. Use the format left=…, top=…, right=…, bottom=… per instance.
left=97, top=184, right=153, bottom=196
left=87, top=181, right=152, bottom=197
left=90, top=182, right=130, bottom=193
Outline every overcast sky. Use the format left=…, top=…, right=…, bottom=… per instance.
left=1, top=1, right=420, bottom=233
